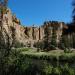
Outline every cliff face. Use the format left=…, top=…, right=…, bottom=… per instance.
left=0, top=8, right=68, bottom=48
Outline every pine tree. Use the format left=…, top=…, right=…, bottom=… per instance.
left=72, top=0, right=75, bottom=48
left=72, top=0, right=75, bottom=23
left=60, top=35, right=71, bottom=53
left=50, top=27, right=57, bottom=50
left=59, top=35, right=66, bottom=49
left=43, top=22, right=52, bottom=51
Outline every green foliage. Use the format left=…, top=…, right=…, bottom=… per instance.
left=59, top=35, right=66, bottom=49
left=17, top=48, right=30, bottom=52
left=73, top=35, right=75, bottom=48
left=72, top=0, right=75, bottom=23
left=64, top=48, right=73, bottom=53
left=43, top=22, right=58, bottom=51
left=43, top=23, right=52, bottom=51
left=18, top=48, right=75, bottom=62
left=59, top=35, right=72, bottom=53
left=14, top=42, right=25, bottom=48
left=0, top=48, right=75, bottom=75
left=34, top=41, right=44, bottom=51
left=61, top=63, right=75, bottom=75
left=50, top=28, right=57, bottom=50
left=43, top=63, right=53, bottom=75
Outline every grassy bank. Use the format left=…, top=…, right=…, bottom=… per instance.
left=17, top=48, right=75, bottom=62
left=0, top=48, right=75, bottom=75
left=9, top=48, right=75, bottom=75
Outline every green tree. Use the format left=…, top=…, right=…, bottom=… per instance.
left=72, top=0, right=75, bottom=23
left=50, top=27, right=57, bottom=50
left=60, top=35, right=71, bottom=53
left=72, top=0, right=75, bottom=48
left=43, top=22, right=52, bottom=51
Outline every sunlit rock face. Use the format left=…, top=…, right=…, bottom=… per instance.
left=43, top=21, right=68, bottom=43
left=0, top=8, right=68, bottom=48
left=0, top=8, right=13, bottom=48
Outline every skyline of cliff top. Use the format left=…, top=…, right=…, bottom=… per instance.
left=8, top=0, right=72, bottom=26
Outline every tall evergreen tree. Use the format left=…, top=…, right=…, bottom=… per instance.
left=72, top=0, right=75, bottom=48
left=59, top=35, right=67, bottom=49
left=43, top=22, right=52, bottom=51
left=50, top=27, right=57, bottom=50
left=72, top=0, right=75, bottom=23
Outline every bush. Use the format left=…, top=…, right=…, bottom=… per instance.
left=61, top=63, right=75, bottom=75
left=34, top=41, right=44, bottom=50
left=64, top=48, right=72, bottom=53
left=14, top=42, right=25, bottom=48
left=43, top=63, right=53, bottom=75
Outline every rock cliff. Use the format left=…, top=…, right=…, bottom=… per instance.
left=0, top=8, right=68, bottom=48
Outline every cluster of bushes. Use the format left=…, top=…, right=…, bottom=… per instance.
left=34, top=41, right=44, bottom=50
left=0, top=50, right=75, bottom=75
left=34, top=35, right=73, bottom=53
left=0, top=48, right=75, bottom=75
left=22, top=53, right=75, bottom=63
left=42, top=63, right=75, bottom=75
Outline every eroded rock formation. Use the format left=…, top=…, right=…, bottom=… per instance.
left=0, top=8, right=68, bottom=48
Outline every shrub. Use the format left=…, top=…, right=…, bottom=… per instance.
left=14, top=42, right=25, bottom=48
left=43, top=64, right=53, bottom=75
left=34, top=41, right=44, bottom=50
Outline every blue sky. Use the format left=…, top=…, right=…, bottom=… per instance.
left=8, top=0, right=72, bottom=26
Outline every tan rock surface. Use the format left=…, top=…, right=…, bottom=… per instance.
left=0, top=8, right=68, bottom=48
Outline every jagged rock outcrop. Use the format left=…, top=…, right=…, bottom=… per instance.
left=0, top=8, right=68, bottom=48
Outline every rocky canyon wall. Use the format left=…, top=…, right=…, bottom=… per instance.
left=0, top=8, right=68, bottom=48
